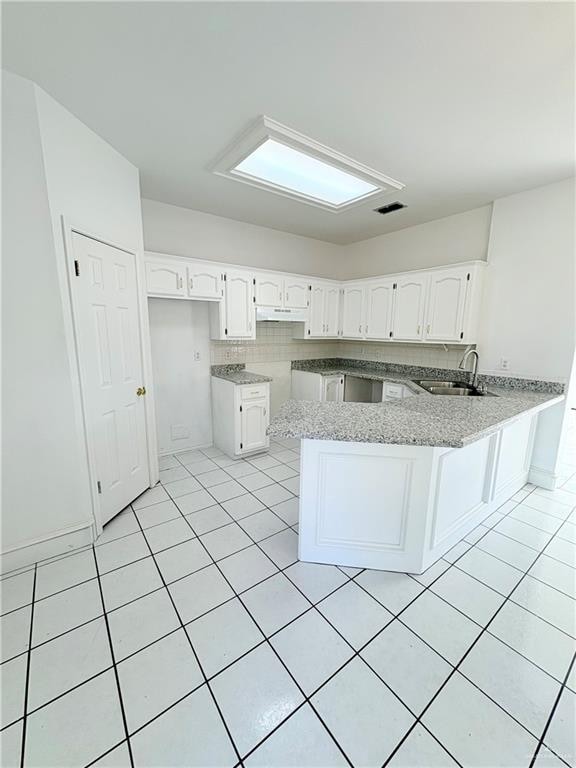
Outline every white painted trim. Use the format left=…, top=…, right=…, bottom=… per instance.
left=210, top=115, right=404, bottom=214
left=528, top=466, right=559, bottom=490
left=0, top=521, right=95, bottom=575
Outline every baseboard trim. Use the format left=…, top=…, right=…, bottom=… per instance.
left=528, top=465, right=559, bottom=490
left=0, top=521, right=95, bottom=576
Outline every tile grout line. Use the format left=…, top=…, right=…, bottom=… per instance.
left=529, top=651, right=576, bottom=768
left=172, top=491, right=356, bottom=767
left=379, top=508, right=576, bottom=768
left=91, top=547, right=136, bottom=768
left=130, top=509, right=244, bottom=767
left=18, top=563, right=36, bottom=768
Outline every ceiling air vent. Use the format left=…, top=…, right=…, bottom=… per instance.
left=375, top=201, right=406, bottom=215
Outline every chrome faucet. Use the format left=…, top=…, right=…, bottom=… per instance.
left=458, top=348, right=480, bottom=387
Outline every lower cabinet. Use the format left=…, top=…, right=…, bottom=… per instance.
left=211, top=378, right=270, bottom=458
left=323, top=375, right=344, bottom=402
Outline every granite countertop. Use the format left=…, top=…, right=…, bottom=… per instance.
left=211, top=365, right=272, bottom=385
left=294, top=365, right=428, bottom=394
left=268, top=381, right=563, bottom=449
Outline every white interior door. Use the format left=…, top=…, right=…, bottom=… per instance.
left=71, top=233, right=150, bottom=525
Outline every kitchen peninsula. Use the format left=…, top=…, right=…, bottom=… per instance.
left=269, top=361, right=564, bottom=573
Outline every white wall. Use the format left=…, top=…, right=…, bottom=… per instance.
left=340, top=206, right=492, bottom=279
left=478, top=178, right=575, bottom=381
left=148, top=299, right=213, bottom=454
left=477, top=178, right=575, bottom=487
left=2, top=71, right=145, bottom=568
left=142, top=198, right=343, bottom=279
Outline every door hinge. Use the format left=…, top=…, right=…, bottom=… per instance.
left=239, top=405, right=243, bottom=413
left=389, top=331, right=393, bottom=338
left=308, top=285, right=312, bottom=290
left=253, top=296, right=256, bottom=303
left=224, top=328, right=228, bottom=336
left=240, top=442, right=243, bottom=450
left=393, top=283, right=397, bottom=289
left=467, top=273, right=470, bottom=281
left=253, top=278, right=256, bottom=285
left=307, top=329, right=310, bottom=335
left=97, top=480, right=102, bottom=494
left=223, top=273, right=227, bottom=281
left=460, top=331, right=464, bottom=339
left=74, top=260, right=80, bottom=277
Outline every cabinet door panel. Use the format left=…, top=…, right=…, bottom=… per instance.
left=341, top=285, right=365, bottom=338
left=240, top=398, right=269, bottom=452
left=425, top=268, right=469, bottom=342
left=285, top=279, right=309, bottom=309
left=225, top=271, right=254, bottom=338
left=146, top=261, right=186, bottom=296
left=392, top=276, right=427, bottom=341
left=309, top=284, right=325, bottom=336
left=255, top=274, right=283, bottom=307
left=187, top=265, right=223, bottom=300
left=325, top=287, right=341, bottom=337
left=323, top=376, right=344, bottom=402
left=365, top=281, right=395, bottom=339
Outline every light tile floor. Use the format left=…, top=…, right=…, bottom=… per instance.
left=1, top=431, right=575, bottom=767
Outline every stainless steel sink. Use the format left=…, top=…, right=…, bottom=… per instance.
left=415, top=380, right=496, bottom=397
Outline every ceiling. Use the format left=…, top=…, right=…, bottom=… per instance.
left=3, top=2, right=574, bottom=244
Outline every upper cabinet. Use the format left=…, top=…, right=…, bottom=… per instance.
left=365, top=280, right=395, bottom=340
left=254, top=273, right=309, bottom=310
left=254, top=274, right=283, bottom=307
left=391, top=275, right=428, bottom=341
left=146, top=258, right=222, bottom=301
left=145, top=251, right=484, bottom=346
left=187, top=264, right=223, bottom=300
left=222, top=271, right=255, bottom=339
left=341, top=284, right=365, bottom=338
left=307, top=282, right=341, bottom=337
left=424, top=267, right=469, bottom=342
left=146, top=260, right=187, bottom=297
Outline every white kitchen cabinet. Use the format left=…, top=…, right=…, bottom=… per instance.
left=325, top=286, right=341, bottom=336
left=223, top=270, right=255, bottom=339
left=365, top=280, right=395, bottom=339
left=211, top=377, right=270, bottom=458
left=146, top=260, right=187, bottom=297
left=392, top=275, right=428, bottom=341
left=341, top=284, right=365, bottom=338
left=424, top=266, right=470, bottom=342
left=254, top=274, right=283, bottom=307
left=307, top=282, right=341, bottom=337
left=284, top=278, right=310, bottom=309
left=187, top=264, right=223, bottom=300
left=323, top=375, right=344, bottom=402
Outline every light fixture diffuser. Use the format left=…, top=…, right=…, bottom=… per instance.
left=211, top=116, right=404, bottom=213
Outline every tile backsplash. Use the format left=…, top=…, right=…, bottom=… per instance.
left=210, top=321, right=469, bottom=369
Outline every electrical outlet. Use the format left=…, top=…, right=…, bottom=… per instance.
left=194, top=351, right=201, bottom=361
left=500, top=358, right=509, bottom=371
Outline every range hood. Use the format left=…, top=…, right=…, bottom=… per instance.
left=256, top=306, right=308, bottom=323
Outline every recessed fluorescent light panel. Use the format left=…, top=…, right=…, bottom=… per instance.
left=211, top=116, right=405, bottom=213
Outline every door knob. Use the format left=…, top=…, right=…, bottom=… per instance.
left=136, top=386, right=146, bottom=397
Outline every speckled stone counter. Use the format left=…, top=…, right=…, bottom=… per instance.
left=211, top=364, right=272, bottom=386
left=268, top=388, right=563, bottom=448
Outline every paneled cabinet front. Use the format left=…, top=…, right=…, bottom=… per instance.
left=224, top=271, right=255, bottom=338
left=308, top=283, right=340, bottom=337
left=341, top=284, right=365, bottom=338
left=391, top=275, right=428, bottom=341
left=240, top=398, right=269, bottom=453
left=424, top=267, right=470, bottom=342
left=365, top=280, right=395, bottom=339
left=146, top=261, right=187, bottom=297
left=254, top=273, right=309, bottom=310
left=187, top=264, right=223, bottom=300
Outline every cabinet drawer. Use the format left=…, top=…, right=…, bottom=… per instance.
left=240, top=384, right=269, bottom=401
left=384, top=383, right=404, bottom=399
